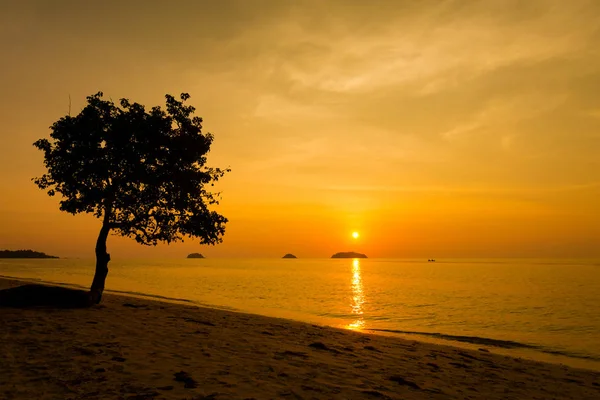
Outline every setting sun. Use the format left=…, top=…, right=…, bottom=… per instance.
left=352, top=232, right=359, bottom=239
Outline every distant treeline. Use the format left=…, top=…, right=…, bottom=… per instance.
left=0, top=249, right=59, bottom=259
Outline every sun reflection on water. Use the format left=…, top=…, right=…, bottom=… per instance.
left=347, top=258, right=365, bottom=330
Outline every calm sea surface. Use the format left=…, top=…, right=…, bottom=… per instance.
left=1, top=258, right=599, bottom=370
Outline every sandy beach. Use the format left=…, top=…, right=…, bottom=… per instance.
left=1, top=278, right=599, bottom=400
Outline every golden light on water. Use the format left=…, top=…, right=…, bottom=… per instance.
left=347, top=258, right=365, bottom=330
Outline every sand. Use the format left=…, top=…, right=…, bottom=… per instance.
left=1, top=278, right=599, bottom=400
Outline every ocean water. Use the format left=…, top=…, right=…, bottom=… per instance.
left=1, top=258, right=599, bottom=370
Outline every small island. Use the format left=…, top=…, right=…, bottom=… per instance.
left=0, top=249, right=59, bottom=259
left=282, top=253, right=297, bottom=259
left=331, top=252, right=367, bottom=259
left=186, top=253, right=205, bottom=259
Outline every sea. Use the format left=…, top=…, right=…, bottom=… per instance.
left=1, top=257, right=599, bottom=371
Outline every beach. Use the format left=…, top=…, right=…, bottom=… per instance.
left=1, top=277, right=599, bottom=400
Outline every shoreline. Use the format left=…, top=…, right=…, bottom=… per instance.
left=2, top=277, right=600, bottom=399
left=2, top=273, right=599, bottom=372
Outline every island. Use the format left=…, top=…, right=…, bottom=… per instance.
left=331, top=252, right=367, bottom=259
left=0, top=249, right=59, bottom=259
left=186, top=253, right=205, bottom=259
left=282, top=253, right=297, bottom=259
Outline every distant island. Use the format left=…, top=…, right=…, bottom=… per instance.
left=187, top=253, right=205, bottom=259
left=331, top=252, right=367, bottom=259
left=282, top=253, right=297, bottom=259
left=0, top=249, right=59, bottom=259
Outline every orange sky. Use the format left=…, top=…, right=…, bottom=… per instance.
left=1, top=0, right=599, bottom=258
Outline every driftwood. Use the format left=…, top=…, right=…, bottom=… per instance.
left=0, top=284, right=93, bottom=308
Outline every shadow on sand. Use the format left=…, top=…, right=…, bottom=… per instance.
left=0, top=284, right=92, bottom=308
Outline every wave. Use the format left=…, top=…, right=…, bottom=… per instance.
left=107, top=289, right=240, bottom=311
left=0, top=274, right=240, bottom=311
left=369, top=328, right=537, bottom=349
left=105, top=288, right=196, bottom=304
left=368, top=328, right=600, bottom=362
left=0, top=275, right=193, bottom=304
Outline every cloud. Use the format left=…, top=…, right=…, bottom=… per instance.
left=322, top=181, right=600, bottom=194
left=439, top=92, right=568, bottom=142
left=253, top=94, right=335, bottom=123
left=588, top=109, right=600, bottom=119
left=248, top=0, right=600, bottom=96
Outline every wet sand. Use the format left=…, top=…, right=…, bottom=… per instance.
left=1, top=277, right=599, bottom=399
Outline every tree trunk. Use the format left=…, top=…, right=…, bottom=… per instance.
left=90, top=213, right=111, bottom=304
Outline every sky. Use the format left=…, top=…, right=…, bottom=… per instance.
left=0, top=0, right=599, bottom=259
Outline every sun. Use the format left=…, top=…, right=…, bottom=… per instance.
left=352, top=231, right=359, bottom=239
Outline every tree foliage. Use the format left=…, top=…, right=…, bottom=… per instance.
left=33, top=92, right=229, bottom=246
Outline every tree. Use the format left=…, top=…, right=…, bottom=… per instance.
left=33, top=92, right=229, bottom=304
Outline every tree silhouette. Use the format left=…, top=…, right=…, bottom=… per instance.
left=33, top=92, right=229, bottom=304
